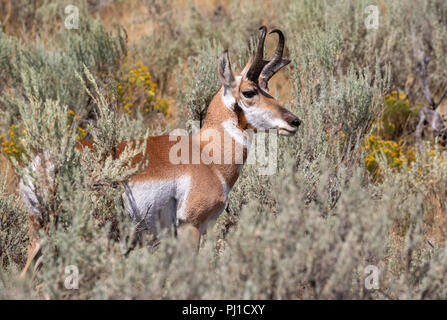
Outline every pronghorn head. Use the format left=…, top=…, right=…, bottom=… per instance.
left=217, top=26, right=301, bottom=136
left=435, top=128, right=447, bottom=147
left=417, top=107, right=447, bottom=148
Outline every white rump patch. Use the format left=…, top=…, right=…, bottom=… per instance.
left=19, top=152, right=55, bottom=217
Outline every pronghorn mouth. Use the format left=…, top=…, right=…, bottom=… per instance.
left=278, top=127, right=298, bottom=136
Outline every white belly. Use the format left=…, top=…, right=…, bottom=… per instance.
left=123, top=176, right=191, bottom=234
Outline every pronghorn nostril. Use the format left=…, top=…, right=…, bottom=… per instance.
left=291, top=119, right=301, bottom=128
left=283, top=111, right=301, bottom=128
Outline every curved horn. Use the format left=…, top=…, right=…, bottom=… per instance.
left=245, top=26, right=269, bottom=82
left=259, top=29, right=291, bottom=91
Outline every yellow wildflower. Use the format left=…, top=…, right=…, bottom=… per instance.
left=78, top=127, right=86, bottom=139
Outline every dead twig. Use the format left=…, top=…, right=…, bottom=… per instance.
left=416, top=52, right=447, bottom=110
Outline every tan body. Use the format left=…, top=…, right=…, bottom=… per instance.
left=19, top=26, right=300, bottom=277
left=96, top=88, right=251, bottom=242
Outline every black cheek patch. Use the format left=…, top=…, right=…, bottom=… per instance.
left=234, top=103, right=253, bottom=131
left=234, top=103, right=243, bottom=115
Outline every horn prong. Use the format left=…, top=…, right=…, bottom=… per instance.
left=244, top=27, right=291, bottom=90
left=259, top=28, right=291, bottom=91
left=245, top=26, right=268, bottom=82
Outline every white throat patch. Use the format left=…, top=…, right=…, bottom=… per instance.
left=222, top=119, right=250, bottom=148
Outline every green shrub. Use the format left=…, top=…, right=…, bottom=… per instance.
left=0, top=20, right=126, bottom=127
left=376, top=91, right=420, bottom=141
left=0, top=170, right=28, bottom=268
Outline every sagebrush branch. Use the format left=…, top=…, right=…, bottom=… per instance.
left=416, top=52, right=447, bottom=109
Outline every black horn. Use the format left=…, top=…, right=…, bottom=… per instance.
left=245, top=26, right=269, bottom=82
left=258, top=29, right=291, bottom=91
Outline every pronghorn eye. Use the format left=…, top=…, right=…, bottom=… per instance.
left=242, top=90, right=257, bottom=98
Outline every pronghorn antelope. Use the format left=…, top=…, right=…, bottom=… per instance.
left=414, top=51, right=447, bottom=150
left=19, top=26, right=300, bottom=276
left=416, top=107, right=447, bottom=151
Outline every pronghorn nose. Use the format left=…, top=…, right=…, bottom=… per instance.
left=291, top=118, right=301, bottom=128
left=282, top=110, right=301, bottom=129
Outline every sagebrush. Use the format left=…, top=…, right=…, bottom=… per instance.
left=1, top=0, right=447, bottom=299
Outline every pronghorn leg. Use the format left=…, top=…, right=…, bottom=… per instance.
left=124, top=229, right=145, bottom=257
left=193, top=227, right=201, bottom=252
left=20, top=242, right=41, bottom=279
left=178, top=224, right=201, bottom=252
left=20, top=215, right=42, bottom=279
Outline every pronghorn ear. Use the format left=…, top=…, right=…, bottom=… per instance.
left=218, top=51, right=237, bottom=89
